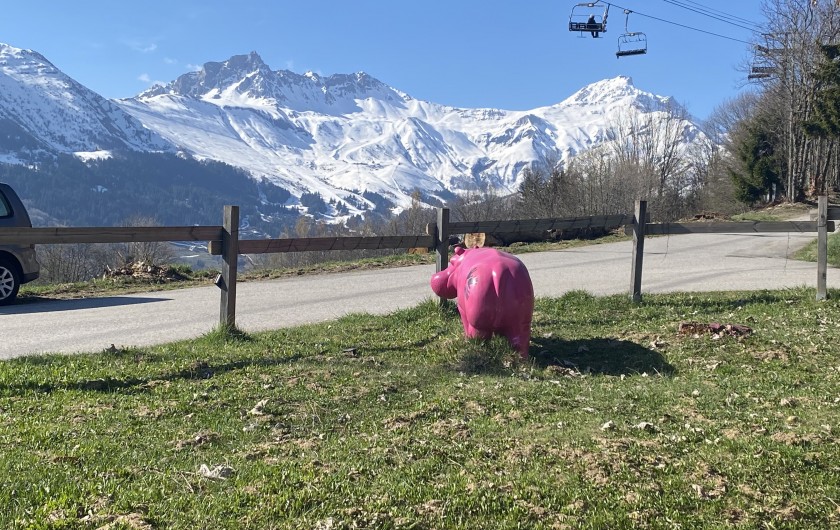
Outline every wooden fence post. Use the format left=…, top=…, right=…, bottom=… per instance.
left=817, top=195, right=828, bottom=301
left=220, top=205, right=239, bottom=328
left=435, top=207, right=450, bottom=305
left=630, top=200, right=647, bottom=303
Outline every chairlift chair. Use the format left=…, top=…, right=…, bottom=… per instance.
left=616, top=32, right=648, bottom=57
left=569, top=2, right=609, bottom=38
left=748, top=66, right=775, bottom=80
left=748, top=43, right=777, bottom=80
left=615, top=10, right=647, bottom=58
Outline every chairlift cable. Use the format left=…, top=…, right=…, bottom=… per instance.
left=660, top=0, right=762, bottom=32
left=602, top=1, right=753, bottom=44
left=663, top=0, right=761, bottom=28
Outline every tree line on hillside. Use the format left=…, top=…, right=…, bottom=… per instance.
left=0, top=152, right=296, bottom=232
left=728, top=0, right=840, bottom=202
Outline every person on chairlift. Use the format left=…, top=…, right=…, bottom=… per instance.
left=587, top=14, right=599, bottom=37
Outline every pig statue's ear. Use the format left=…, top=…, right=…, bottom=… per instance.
left=454, top=246, right=466, bottom=256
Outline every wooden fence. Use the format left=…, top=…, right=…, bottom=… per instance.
left=625, top=197, right=836, bottom=302
left=0, top=198, right=836, bottom=331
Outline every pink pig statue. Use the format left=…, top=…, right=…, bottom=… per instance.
left=430, top=247, right=534, bottom=358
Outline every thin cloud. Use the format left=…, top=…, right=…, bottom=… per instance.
left=124, top=39, right=158, bottom=53
left=163, top=57, right=177, bottom=65
left=138, top=73, right=167, bottom=87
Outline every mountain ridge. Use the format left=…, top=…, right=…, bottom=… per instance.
left=0, top=43, right=172, bottom=158
left=0, top=45, right=707, bottom=220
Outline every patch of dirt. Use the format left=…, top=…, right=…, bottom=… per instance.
left=102, top=261, right=190, bottom=283
left=724, top=507, right=747, bottom=525
left=103, top=261, right=190, bottom=283
left=721, top=428, right=744, bottom=440
left=769, top=431, right=820, bottom=446
left=738, top=484, right=764, bottom=500
left=570, top=438, right=669, bottom=488
left=678, top=321, right=752, bottom=339
left=689, top=462, right=728, bottom=500
left=382, top=409, right=429, bottom=432
left=429, top=418, right=470, bottom=439
left=774, top=504, right=804, bottom=521
left=751, top=349, right=790, bottom=363
left=175, top=430, right=220, bottom=450
left=134, top=404, right=168, bottom=419
left=684, top=212, right=728, bottom=221
left=415, top=499, right=445, bottom=517
left=82, top=512, right=153, bottom=530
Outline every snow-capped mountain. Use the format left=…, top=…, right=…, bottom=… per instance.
left=118, top=52, right=702, bottom=213
left=0, top=44, right=171, bottom=161
left=0, top=44, right=706, bottom=217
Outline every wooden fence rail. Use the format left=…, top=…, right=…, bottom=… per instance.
left=0, top=198, right=836, bottom=331
left=208, top=235, right=434, bottom=255
left=0, top=226, right=224, bottom=245
left=426, top=211, right=638, bottom=306
left=639, top=221, right=827, bottom=235
left=443, top=214, right=636, bottom=235
left=625, top=198, right=837, bottom=302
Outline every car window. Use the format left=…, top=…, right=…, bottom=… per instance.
left=0, top=192, right=11, bottom=218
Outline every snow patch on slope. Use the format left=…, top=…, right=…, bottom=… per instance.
left=0, top=43, right=172, bottom=154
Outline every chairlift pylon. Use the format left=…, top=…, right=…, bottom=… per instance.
left=569, top=1, right=610, bottom=38
left=616, top=10, right=647, bottom=58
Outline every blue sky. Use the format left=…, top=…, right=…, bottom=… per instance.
left=2, top=1, right=762, bottom=119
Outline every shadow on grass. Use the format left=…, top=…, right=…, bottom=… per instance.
left=2, top=329, right=300, bottom=395
left=530, top=337, right=675, bottom=376
left=446, top=334, right=674, bottom=378
left=638, top=289, right=824, bottom=312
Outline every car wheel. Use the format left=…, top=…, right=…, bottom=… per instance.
left=0, top=257, right=21, bottom=305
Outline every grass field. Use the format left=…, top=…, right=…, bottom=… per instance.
left=795, top=231, right=840, bottom=268
left=2, top=288, right=839, bottom=529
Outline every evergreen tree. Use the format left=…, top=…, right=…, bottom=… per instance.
left=804, top=43, right=840, bottom=140
left=729, top=120, right=780, bottom=203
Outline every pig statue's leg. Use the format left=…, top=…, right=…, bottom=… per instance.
left=505, top=324, right=531, bottom=358
left=458, top=296, right=493, bottom=340
left=463, top=319, right=492, bottom=340
left=456, top=305, right=471, bottom=336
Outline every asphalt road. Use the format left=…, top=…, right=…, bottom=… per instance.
left=2, top=229, right=835, bottom=359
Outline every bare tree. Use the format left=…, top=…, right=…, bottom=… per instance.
left=586, top=102, right=700, bottom=220
left=109, top=216, right=175, bottom=267
left=36, top=244, right=110, bottom=283
left=516, top=158, right=570, bottom=218
left=451, top=186, right=516, bottom=222
left=749, top=0, right=840, bottom=198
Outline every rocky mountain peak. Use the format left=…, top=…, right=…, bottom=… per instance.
left=561, top=75, right=676, bottom=113
left=140, top=51, right=273, bottom=99
left=136, top=52, right=404, bottom=113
